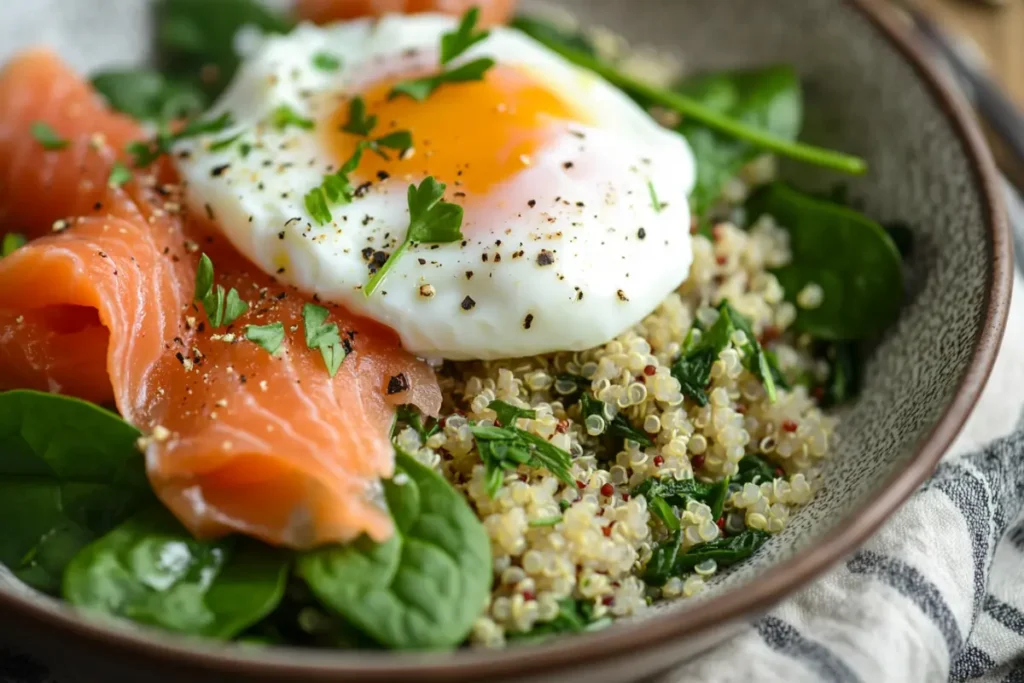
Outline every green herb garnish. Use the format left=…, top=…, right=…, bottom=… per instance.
left=394, top=405, right=439, bottom=441
left=209, top=132, right=244, bottom=152
left=304, top=188, right=332, bottom=226
left=513, top=22, right=866, bottom=176
left=304, top=144, right=369, bottom=225
left=509, top=598, right=611, bottom=642
left=389, top=8, right=494, bottom=101
left=271, top=104, right=314, bottom=131
left=312, top=52, right=341, bottom=72
left=470, top=400, right=575, bottom=498
left=302, top=304, right=347, bottom=378
left=362, top=177, right=464, bottom=297
left=672, top=528, right=769, bottom=573
left=647, top=180, right=663, bottom=213
left=579, top=393, right=653, bottom=447
left=107, top=162, right=133, bottom=189
left=340, top=98, right=413, bottom=159
left=528, top=516, right=563, bottom=528
left=1, top=233, right=26, bottom=257
left=128, top=111, right=234, bottom=167
left=734, top=455, right=779, bottom=486
left=342, top=97, right=377, bottom=136
left=31, top=122, right=69, bottom=151
left=245, top=322, right=285, bottom=355
left=194, top=253, right=249, bottom=328
left=92, top=69, right=206, bottom=122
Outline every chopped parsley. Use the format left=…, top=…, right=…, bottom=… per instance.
left=312, top=51, right=341, bottom=72
left=304, top=187, right=332, bottom=226
left=471, top=399, right=575, bottom=498
left=528, top=516, right=562, bottom=528
left=303, top=143, right=367, bottom=225
left=107, top=162, right=133, bottom=189
left=1, top=233, right=26, bottom=257
left=209, top=131, right=244, bottom=152
left=31, top=122, right=69, bottom=150
left=194, top=253, right=249, bottom=328
left=302, top=303, right=347, bottom=377
left=342, top=97, right=377, bottom=136
left=362, top=176, right=464, bottom=297
left=270, top=104, right=314, bottom=131
left=128, top=111, right=234, bottom=167
left=389, top=7, right=494, bottom=101
left=245, top=322, right=285, bottom=355
left=647, top=179, right=663, bottom=213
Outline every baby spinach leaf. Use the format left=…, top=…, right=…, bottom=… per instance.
left=0, top=390, right=154, bottom=594
left=632, top=477, right=716, bottom=509
left=747, top=183, right=904, bottom=340
left=91, top=69, right=205, bottom=122
left=673, top=529, right=770, bottom=573
left=579, top=393, right=653, bottom=448
left=675, top=65, right=802, bottom=218
left=883, top=221, right=914, bottom=260
left=298, top=450, right=491, bottom=650
left=819, top=342, right=861, bottom=406
left=63, top=507, right=289, bottom=638
left=643, top=528, right=683, bottom=586
left=733, top=455, right=778, bottom=486
left=156, top=0, right=294, bottom=101
left=707, top=478, right=730, bottom=520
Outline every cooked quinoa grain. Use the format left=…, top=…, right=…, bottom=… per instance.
left=394, top=211, right=837, bottom=646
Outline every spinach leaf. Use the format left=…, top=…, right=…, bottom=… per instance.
left=554, top=373, right=589, bottom=405
left=673, top=529, right=770, bottom=573
left=91, top=69, right=205, bottom=122
left=734, top=455, right=778, bottom=486
left=672, top=301, right=776, bottom=405
left=643, top=528, right=682, bottom=586
left=0, top=390, right=154, bottom=594
left=883, top=221, right=914, bottom=260
left=489, top=399, right=537, bottom=427
left=747, top=182, right=903, bottom=340
left=707, top=478, right=730, bottom=520
left=510, top=598, right=611, bottom=643
left=298, top=450, right=491, bottom=650
left=820, top=342, right=861, bottom=406
left=156, top=0, right=294, bottom=102
left=509, top=15, right=596, bottom=57
left=62, top=507, right=289, bottom=638
left=632, top=477, right=715, bottom=509
left=579, top=393, right=653, bottom=448
left=675, top=66, right=802, bottom=219
left=393, top=405, right=439, bottom=441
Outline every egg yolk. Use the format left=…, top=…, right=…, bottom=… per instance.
left=327, top=65, right=586, bottom=195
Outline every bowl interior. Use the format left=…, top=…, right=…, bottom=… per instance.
left=0, top=0, right=1002, bottom=677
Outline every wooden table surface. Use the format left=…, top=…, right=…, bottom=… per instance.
left=917, top=0, right=1024, bottom=108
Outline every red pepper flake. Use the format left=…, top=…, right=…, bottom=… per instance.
left=602, top=522, right=615, bottom=537
left=621, top=493, right=630, bottom=502
left=761, top=325, right=780, bottom=343
left=519, top=473, right=528, bottom=482
left=522, top=590, right=536, bottom=601
left=716, top=517, right=726, bottom=531
left=735, top=404, right=747, bottom=415
left=600, top=483, right=614, bottom=497
left=601, top=595, right=615, bottom=606
left=715, top=254, right=727, bottom=266
left=643, top=364, right=657, bottom=376
left=576, top=479, right=587, bottom=490
left=692, top=454, right=706, bottom=470
left=556, top=419, right=569, bottom=434
left=782, top=419, right=798, bottom=433
left=774, top=467, right=785, bottom=478
left=653, top=455, right=664, bottom=467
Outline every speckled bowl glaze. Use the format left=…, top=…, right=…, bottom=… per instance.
left=0, top=0, right=1010, bottom=681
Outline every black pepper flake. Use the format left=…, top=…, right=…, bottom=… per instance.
left=362, top=215, right=373, bottom=226
left=577, top=290, right=584, bottom=301
left=617, top=289, right=629, bottom=302
left=637, top=227, right=647, bottom=240
left=418, top=258, right=426, bottom=265
left=494, top=253, right=502, bottom=263
left=563, top=161, right=574, bottom=169
left=454, top=191, right=466, bottom=198
left=93, top=202, right=102, bottom=211
left=576, top=201, right=585, bottom=208
left=465, top=271, right=474, bottom=280
left=285, top=216, right=301, bottom=226
left=527, top=199, right=536, bottom=208
left=386, top=373, right=410, bottom=395
left=175, top=352, right=185, bottom=364
left=275, top=292, right=287, bottom=300
left=354, top=181, right=372, bottom=197
left=377, top=171, right=390, bottom=181
left=523, top=313, right=534, bottom=330
left=240, top=375, right=247, bottom=384
left=210, top=163, right=230, bottom=177
left=204, top=203, right=215, bottom=220
left=481, top=253, right=488, bottom=262
left=461, top=296, right=476, bottom=311
left=361, top=247, right=375, bottom=261
left=98, top=251, right=108, bottom=258
left=198, top=322, right=206, bottom=333
left=536, top=250, right=555, bottom=266
left=277, top=267, right=286, bottom=274
left=278, top=231, right=286, bottom=240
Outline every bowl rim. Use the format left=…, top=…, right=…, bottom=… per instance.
left=0, top=0, right=1011, bottom=680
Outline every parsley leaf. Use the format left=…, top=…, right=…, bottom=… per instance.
left=302, top=303, right=348, bottom=378
left=342, top=97, right=377, bottom=136
left=312, top=51, right=341, bottom=71
left=489, top=400, right=536, bottom=427
left=369, top=130, right=413, bottom=159
left=304, top=144, right=369, bottom=225
left=270, top=104, right=314, bottom=131
left=107, top=162, right=133, bottom=189
left=362, top=176, right=464, bottom=297
left=209, top=132, right=244, bottom=152
left=389, top=57, right=495, bottom=102
left=31, top=122, right=69, bottom=151
left=245, top=322, right=285, bottom=355
left=440, top=7, right=490, bottom=65
left=1, top=233, right=26, bottom=257
left=128, top=112, right=234, bottom=167
left=647, top=179, right=663, bottom=213
left=194, top=253, right=248, bottom=328
left=304, top=187, right=332, bottom=226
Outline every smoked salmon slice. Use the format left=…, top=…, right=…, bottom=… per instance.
left=0, top=49, right=440, bottom=549
left=295, top=0, right=516, bottom=27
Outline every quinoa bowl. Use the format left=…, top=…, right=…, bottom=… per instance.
left=0, top=0, right=1010, bottom=681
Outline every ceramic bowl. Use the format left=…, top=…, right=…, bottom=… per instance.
left=0, top=0, right=1010, bottom=681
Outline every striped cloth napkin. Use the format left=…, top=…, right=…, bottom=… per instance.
left=657, top=180, right=1024, bottom=683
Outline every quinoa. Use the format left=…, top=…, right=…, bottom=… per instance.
left=393, top=210, right=837, bottom=647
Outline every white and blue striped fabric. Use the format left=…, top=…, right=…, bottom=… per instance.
left=660, top=181, right=1024, bottom=683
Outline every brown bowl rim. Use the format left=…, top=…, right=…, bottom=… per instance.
left=0, top=0, right=1011, bottom=680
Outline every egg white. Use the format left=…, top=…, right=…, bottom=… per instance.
left=175, top=15, right=696, bottom=360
